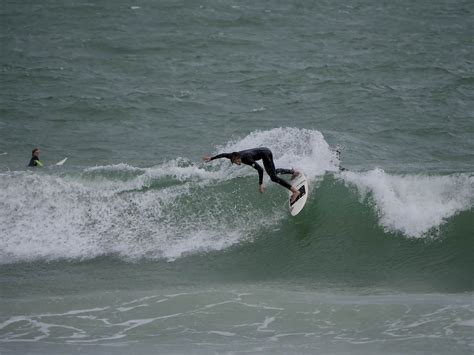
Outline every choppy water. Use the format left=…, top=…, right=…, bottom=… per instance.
left=1, top=0, right=473, bottom=354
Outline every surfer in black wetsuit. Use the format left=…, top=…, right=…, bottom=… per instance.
left=203, top=147, right=301, bottom=203
left=28, top=148, right=44, bottom=167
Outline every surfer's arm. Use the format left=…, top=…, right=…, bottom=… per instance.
left=249, top=161, right=264, bottom=185
left=203, top=153, right=232, bottom=162
left=28, top=157, right=43, bottom=167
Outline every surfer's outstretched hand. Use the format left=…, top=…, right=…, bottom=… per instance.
left=259, top=184, right=264, bottom=193
left=202, top=156, right=211, bottom=162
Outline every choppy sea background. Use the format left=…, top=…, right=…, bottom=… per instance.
left=1, top=1, right=473, bottom=354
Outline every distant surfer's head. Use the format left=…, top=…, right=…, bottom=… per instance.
left=32, top=148, right=40, bottom=157
left=230, top=152, right=241, bottom=165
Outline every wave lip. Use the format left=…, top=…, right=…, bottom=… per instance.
left=342, top=168, right=474, bottom=238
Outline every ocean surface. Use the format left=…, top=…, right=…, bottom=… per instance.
left=1, top=0, right=473, bottom=354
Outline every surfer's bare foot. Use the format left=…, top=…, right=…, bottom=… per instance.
left=290, top=190, right=300, bottom=204
left=291, top=170, right=300, bottom=180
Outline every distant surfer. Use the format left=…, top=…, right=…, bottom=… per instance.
left=28, top=148, right=43, bottom=167
left=203, top=147, right=301, bottom=203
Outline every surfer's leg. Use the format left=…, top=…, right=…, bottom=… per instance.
left=262, top=155, right=293, bottom=190
left=275, top=168, right=293, bottom=175
left=276, top=168, right=300, bottom=182
left=262, top=152, right=300, bottom=202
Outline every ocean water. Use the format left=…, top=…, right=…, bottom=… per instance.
left=1, top=0, right=473, bottom=354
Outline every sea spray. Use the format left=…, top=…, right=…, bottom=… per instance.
left=342, top=169, right=474, bottom=238
left=216, top=127, right=341, bottom=179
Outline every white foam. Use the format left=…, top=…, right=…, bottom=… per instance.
left=208, top=330, right=236, bottom=337
left=342, top=169, right=474, bottom=238
left=84, top=163, right=143, bottom=173
left=83, top=159, right=221, bottom=191
left=0, top=171, right=264, bottom=264
left=257, top=316, right=276, bottom=331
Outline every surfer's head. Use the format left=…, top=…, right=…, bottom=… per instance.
left=32, top=148, right=40, bottom=157
left=230, top=152, right=242, bottom=165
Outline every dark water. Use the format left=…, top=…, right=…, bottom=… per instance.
left=1, top=0, right=473, bottom=354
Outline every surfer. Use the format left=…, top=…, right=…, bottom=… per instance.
left=203, top=147, right=301, bottom=203
left=28, top=148, right=44, bottom=167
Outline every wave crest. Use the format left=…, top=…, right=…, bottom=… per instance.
left=342, top=169, right=474, bottom=237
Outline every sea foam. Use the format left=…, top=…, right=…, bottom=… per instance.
left=342, top=169, right=474, bottom=238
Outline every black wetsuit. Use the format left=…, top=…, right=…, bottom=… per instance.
left=28, top=156, right=41, bottom=167
left=211, top=147, right=294, bottom=190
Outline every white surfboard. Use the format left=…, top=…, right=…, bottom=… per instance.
left=56, top=157, right=68, bottom=166
left=289, top=172, right=308, bottom=216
